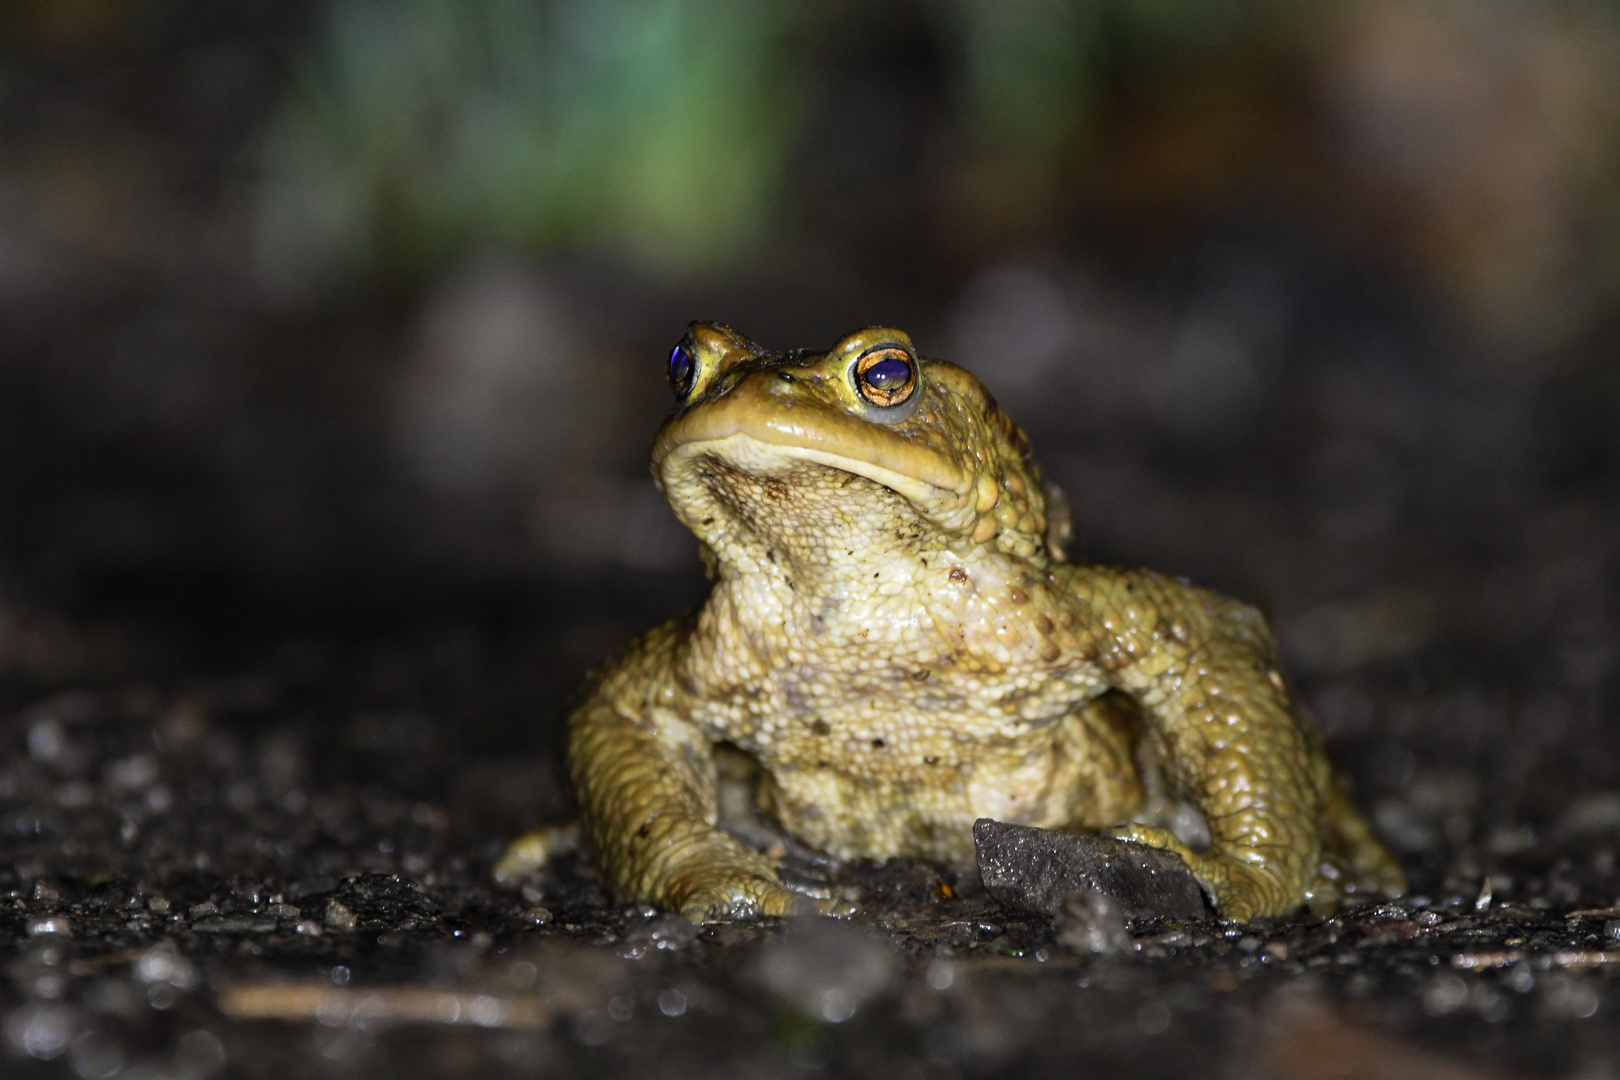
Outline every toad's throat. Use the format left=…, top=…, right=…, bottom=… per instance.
left=657, top=434, right=978, bottom=540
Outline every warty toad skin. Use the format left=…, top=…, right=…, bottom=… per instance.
left=555, top=323, right=1404, bottom=922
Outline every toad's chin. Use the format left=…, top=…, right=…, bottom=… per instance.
left=657, top=446, right=949, bottom=581
left=657, top=433, right=977, bottom=538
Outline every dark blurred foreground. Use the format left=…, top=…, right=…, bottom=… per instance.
left=3, top=1, right=1620, bottom=1076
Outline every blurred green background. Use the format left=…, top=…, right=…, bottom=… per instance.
left=254, top=0, right=1620, bottom=349
left=3, top=0, right=1620, bottom=825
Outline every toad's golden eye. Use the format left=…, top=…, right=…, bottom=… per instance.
left=854, top=346, right=917, bottom=407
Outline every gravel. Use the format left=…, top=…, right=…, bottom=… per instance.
left=0, top=635, right=1614, bottom=1080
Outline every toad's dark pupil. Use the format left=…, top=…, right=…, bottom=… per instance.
left=668, top=345, right=693, bottom=394
left=863, top=356, right=911, bottom=391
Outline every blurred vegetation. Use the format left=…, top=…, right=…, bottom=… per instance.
left=255, top=0, right=1316, bottom=290
left=256, top=0, right=808, bottom=294
left=258, top=0, right=1620, bottom=362
left=933, top=0, right=1301, bottom=235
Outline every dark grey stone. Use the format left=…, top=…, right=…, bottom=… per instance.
left=973, top=819, right=1208, bottom=922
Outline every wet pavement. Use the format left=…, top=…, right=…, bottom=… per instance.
left=0, top=627, right=1617, bottom=1080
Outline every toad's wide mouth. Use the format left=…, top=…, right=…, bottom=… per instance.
left=650, top=380, right=977, bottom=532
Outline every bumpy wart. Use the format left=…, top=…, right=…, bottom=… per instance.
left=553, top=323, right=1403, bottom=922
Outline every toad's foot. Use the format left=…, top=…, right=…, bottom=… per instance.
left=661, top=847, right=840, bottom=921
left=634, top=825, right=862, bottom=921
left=1353, top=856, right=1407, bottom=901
left=1304, top=848, right=1406, bottom=916
left=1103, top=823, right=1296, bottom=923
left=1321, top=785, right=1407, bottom=901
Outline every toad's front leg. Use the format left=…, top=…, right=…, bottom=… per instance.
left=568, top=636, right=807, bottom=921
left=1071, top=568, right=1333, bottom=921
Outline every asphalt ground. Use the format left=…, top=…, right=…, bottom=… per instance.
left=0, top=608, right=1616, bottom=1080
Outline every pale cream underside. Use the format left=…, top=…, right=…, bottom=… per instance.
left=659, top=435, right=1133, bottom=865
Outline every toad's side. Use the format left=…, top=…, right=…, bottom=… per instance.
left=563, top=324, right=1404, bottom=922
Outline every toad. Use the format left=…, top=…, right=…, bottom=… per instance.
left=554, top=324, right=1403, bottom=922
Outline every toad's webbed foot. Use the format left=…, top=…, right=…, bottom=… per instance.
left=1103, top=823, right=1297, bottom=923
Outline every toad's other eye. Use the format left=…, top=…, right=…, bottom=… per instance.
left=668, top=343, right=695, bottom=398
left=854, top=347, right=917, bottom=407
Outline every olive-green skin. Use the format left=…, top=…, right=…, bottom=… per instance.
left=565, top=324, right=1403, bottom=922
